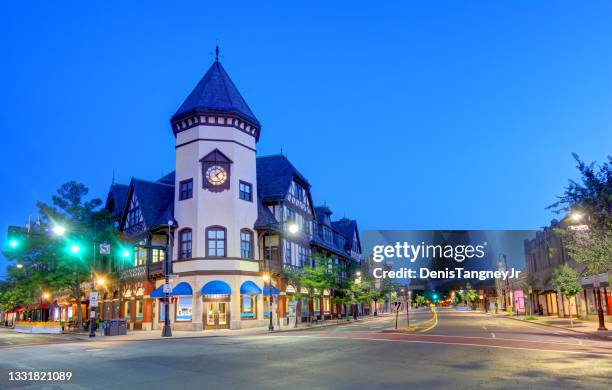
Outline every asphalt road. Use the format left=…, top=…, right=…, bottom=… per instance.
left=0, top=308, right=610, bottom=389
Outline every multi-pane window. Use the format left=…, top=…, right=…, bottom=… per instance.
left=152, top=248, right=166, bottom=263
left=179, top=179, right=193, bottom=200
left=284, top=241, right=292, bottom=265
left=179, top=229, right=192, bottom=259
left=207, top=227, right=226, bottom=257
left=297, top=245, right=310, bottom=267
left=286, top=208, right=296, bottom=222
left=239, top=181, right=252, bottom=201
left=240, top=229, right=253, bottom=259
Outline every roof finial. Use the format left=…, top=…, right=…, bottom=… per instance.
left=215, top=44, right=219, bottom=62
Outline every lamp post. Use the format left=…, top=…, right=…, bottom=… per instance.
left=162, top=220, right=173, bottom=337
left=264, top=272, right=273, bottom=331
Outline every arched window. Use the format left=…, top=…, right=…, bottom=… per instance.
left=240, top=229, right=254, bottom=259
left=179, top=229, right=192, bottom=259
left=206, top=226, right=226, bottom=257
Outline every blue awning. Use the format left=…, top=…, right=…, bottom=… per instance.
left=263, top=285, right=279, bottom=295
left=240, top=281, right=262, bottom=295
left=201, top=280, right=231, bottom=295
left=172, top=282, right=193, bottom=296
left=150, top=285, right=170, bottom=298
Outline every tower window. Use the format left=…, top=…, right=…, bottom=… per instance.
left=240, top=229, right=253, bottom=259
left=239, top=181, right=252, bottom=201
left=179, top=229, right=192, bottom=259
left=206, top=226, right=226, bottom=257
left=179, top=179, right=193, bottom=200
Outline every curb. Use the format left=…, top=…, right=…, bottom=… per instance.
left=489, top=313, right=611, bottom=341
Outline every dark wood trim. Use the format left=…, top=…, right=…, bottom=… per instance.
left=173, top=256, right=261, bottom=263
left=176, top=138, right=256, bottom=153
left=177, top=228, right=193, bottom=260
left=178, top=178, right=193, bottom=200
left=178, top=270, right=261, bottom=276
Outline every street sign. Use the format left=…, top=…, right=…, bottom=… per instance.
left=99, top=243, right=111, bottom=255
left=89, top=292, right=99, bottom=307
left=393, top=301, right=402, bottom=311
left=163, top=284, right=172, bottom=293
left=593, top=275, right=600, bottom=288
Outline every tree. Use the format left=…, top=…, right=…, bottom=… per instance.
left=2, top=182, right=116, bottom=330
left=551, top=264, right=582, bottom=326
left=549, top=154, right=612, bottom=276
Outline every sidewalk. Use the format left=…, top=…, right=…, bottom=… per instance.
left=489, top=313, right=612, bottom=341
left=77, top=314, right=390, bottom=343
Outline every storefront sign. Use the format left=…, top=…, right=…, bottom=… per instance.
left=99, top=243, right=111, bottom=255
left=119, top=265, right=147, bottom=281
left=89, top=292, right=99, bottom=307
left=163, top=284, right=172, bottom=293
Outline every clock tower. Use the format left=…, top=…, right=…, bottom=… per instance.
left=169, top=50, right=262, bottom=330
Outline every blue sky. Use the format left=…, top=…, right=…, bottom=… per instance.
left=1, top=1, right=611, bottom=276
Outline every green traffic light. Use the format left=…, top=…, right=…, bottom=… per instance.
left=8, top=239, right=18, bottom=249
left=70, top=244, right=81, bottom=254
left=122, top=249, right=131, bottom=258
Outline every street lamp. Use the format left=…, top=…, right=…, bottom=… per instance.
left=162, top=220, right=174, bottom=337
left=287, top=222, right=299, bottom=235
left=52, top=225, right=66, bottom=236
left=42, top=292, right=50, bottom=300
left=70, top=244, right=80, bottom=254
left=16, top=263, right=23, bottom=269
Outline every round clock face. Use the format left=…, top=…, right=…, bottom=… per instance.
left=206, top=165, right=228, bottom=186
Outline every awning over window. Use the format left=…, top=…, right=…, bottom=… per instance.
left=201, top=280, right=231, bottom=295
left=172, top=282, right=193, bottom=296
left=150, top=285, right=168, bottom=298
left=263, top=285, right=279, bottom=295
left=240, top=281, right=262, bottom=295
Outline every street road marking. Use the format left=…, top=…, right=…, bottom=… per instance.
left=85, top=348, right=103, bottom=352
left=4, top=341, right=14, bottom=344
left=491, top=333, right=496, bottom=339
left=277, top=335, right=612, bottom=357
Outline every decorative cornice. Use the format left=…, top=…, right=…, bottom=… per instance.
left=172, top=113, right=260, bottom=142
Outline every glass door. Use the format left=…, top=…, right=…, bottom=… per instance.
left=204, top=301, right=230, bottom=329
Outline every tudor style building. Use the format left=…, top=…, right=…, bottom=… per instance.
left=99, top=53, right=363, bottom=331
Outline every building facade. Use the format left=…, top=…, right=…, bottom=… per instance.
left=523, top=219, right=611, bottom=320
left=93, top=54, right=363, bottom=331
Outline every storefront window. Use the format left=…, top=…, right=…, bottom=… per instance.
left=300, top=297, right=309, bottom=316
left=135, top=300, right=143, bottom=321
left=240, top=295, right=257, bottom=319
left=264, top=296, right=272, bottom=318
left=176, top=296, right=193, bottom=321
left=124, top=301, right=132, bottom=321
left=313, top=298, right=320, bottom=315
left=323, top=297, right=330, bottom=314
left=67, top=307, right=73, bottom=320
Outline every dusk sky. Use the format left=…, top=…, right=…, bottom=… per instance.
left=1, top=1, right=611, bottom=276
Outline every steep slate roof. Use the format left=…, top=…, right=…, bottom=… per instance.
left=256, top=155, right=310, bottom=202
left=106, top=184, right=129, bottom=219
left=331, top=218, right=360, bottom=252
left=254, top=200, right=279, bottom=230
left=171, top=60, right=260, bottom=128
left=157, top=171, right=175, bottom=185
left=127, top=178, right=175, bottom=230
left=315, top=206, right=332, bottom=226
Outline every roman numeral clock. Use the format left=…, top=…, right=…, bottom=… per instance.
left=200, top=148, right=233, bottom=192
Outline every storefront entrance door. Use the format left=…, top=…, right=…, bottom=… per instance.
left=204, top=301, right=229, bottom=329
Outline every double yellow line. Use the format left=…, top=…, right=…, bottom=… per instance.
left=405, top=307, right=439, bottom=333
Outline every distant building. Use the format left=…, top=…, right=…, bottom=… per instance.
left=523, top=219, right=610, bottom=319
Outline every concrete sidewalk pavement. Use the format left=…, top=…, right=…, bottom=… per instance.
left=488, top=313, right=611, bottom=340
